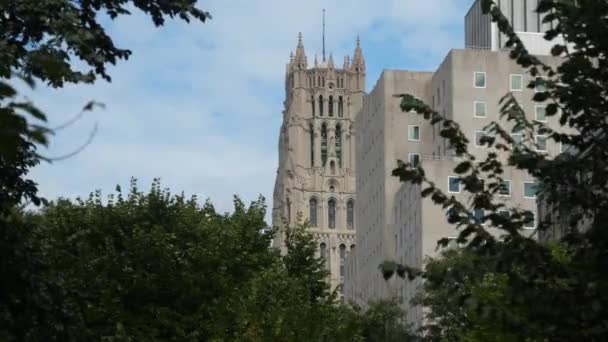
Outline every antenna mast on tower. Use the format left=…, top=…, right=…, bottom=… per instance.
left=322, top=9, right=326, bottom=62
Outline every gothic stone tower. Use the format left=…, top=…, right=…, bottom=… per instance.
left=272, top=33, right=366, bottom=295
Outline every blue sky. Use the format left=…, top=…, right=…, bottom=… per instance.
left=28, top=0, right=472, bottom=219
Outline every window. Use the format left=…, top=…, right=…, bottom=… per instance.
left=510, top=74, right=523, bottom=91
left=535, top=77, right=547, bottom=93
left=330, top=160, right=336, bottom=175
left=321, top=124, right=328, bottom=165
left=474, top=101, right=487, bottom=118
left=498, top=180, right=512, bottom=196
left=511, top=133, right=523, bottom=146
left=535, top=135, right=548, bottom=152
left=498, top=210, right=511, bottom=219
left=524, top=212, right=536, bottom=229
left=310, top=124, right=315, bottom=167
left=338, top=96, right=344, bottom=117
left=339, top=244, right=346, bottom=276
left=336, top=124, right=342, bottom=166
left=474, top=72, right=486, bottom=88
left=320, top=242, right=327, bottom=259
left=319, top=95, right=324, bottom=116
left=448, top=176, right=460, bottom=193
left=328, top=95, right=334, bottom=116
left=475, top=131, right=487, bottom=147
left=524, top=182, right=537, bottom=199
left=347, top=200, right=354, bottom=230
left=408, top=153, right=420, bottom=167
left=535, top=106, right=547, bottom=122
left=311, top=95, right=315, bottom=117
left=474, top=208, right=485, bottom=225
left=309, top=198, right=318, bottom=226
left=408, top=125, right=420, bottom=141
left=328, top=199, right=336, bottom=229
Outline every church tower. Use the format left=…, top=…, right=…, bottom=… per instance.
left=272, top=32, right=366, bottom=296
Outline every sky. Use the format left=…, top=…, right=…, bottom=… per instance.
left=28, top=0, right=473, bottom=220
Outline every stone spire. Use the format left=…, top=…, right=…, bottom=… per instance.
left=351, top=36, right=365, bottom=73
left=343, top=55, right=350, bottom=69
left=314, top=54, right=318, bottom=67
left=328, top=53, right=334, bottom=69
left=294, top=32, right=307, bottom=68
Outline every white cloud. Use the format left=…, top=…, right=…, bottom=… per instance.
left=27, top=0, right=472, bottom=221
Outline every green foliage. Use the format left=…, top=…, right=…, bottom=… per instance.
left=0, top=142, right=74, bottom=341
left=32, top=179, right=273, bottom=340
left=0, top=0, right=210, bottom=159
left=389, top=0, right=608, bottom=340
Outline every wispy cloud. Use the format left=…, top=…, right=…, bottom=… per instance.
left=28, top=0, right=472, bottom=219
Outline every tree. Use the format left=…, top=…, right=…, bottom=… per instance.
left=0, top=0, right=210, bottom=160
left=1, top=2, right=209, bottom=339
left=32, top=180, right=274, bottom=340
left=385, top=0, right=608, bottom=340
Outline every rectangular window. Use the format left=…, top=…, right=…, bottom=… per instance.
left=510, top=74, right=523, bottom=91
left=408, top=125, right=420, bottom=141
left=535, top=106, right=547, bottom=122
left=473, top=208, right=485, bottom=225
left=524, top=212, right=536, bottom=229
left=474, top=101, right=487, bottom=118
left=511, top=133, right=523, bottom=146
left=448, top=176, right=460, bottom=193
left=408, top=153, right=420, bottom=167
left=535, top=135, right=548, bottom=152
left=535, top=76, right=547, bottom=93
left=498, top=180, right=512, bottom=197
left=524, top=181, right=538, bottom=199
left=474, top=72, right=487, bottom=88
left=475, top=131, right=486, bottom=147
left=498, top=210, right=511, bottom=219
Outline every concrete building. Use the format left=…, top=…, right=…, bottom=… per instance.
left=465, top=0, right=562, bottom=56
left=271, top=33, right=366, bottom=294
left=345, top=0, right=564, bottom=328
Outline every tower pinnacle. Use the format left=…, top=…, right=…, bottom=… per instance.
left=293, top=32, right=307, bottom=68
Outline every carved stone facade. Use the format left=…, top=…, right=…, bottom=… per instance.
left=272, top=33, right=365, bottom=295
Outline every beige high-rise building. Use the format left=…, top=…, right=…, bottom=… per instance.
left=272, top=33, right=366, bottom=294
left=344, top=0, right=564, bottom=328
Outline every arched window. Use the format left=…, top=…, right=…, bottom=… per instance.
left=328, top=199, right=336, bottom=229
left=321, top=124, right=328, bottom=166
left=311, top=95, right=315, bottom=117
left=328, top=95, right=334, bottom=116
left=330, top=160, right=336, bottom=175
left=309, top=198, right=318, bottom=227
left=322, top=77, right=325, bottom=87
left=309, top=124, right=315, bottom=167
left=320, top=242, right=327, bottom=259
left=335, top=124, right=342, bottom=167
left=338, top=96, right=344, bottom=117
left=347, top=200, right=354, bottom=230
left=319, top=95, right=324, bottom=116
left=339, top=244, right=346, bottom=277
left=350, top=244, right=356, bottom=251
left=317, top=75, right=321, bottom=87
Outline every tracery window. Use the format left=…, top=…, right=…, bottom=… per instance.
left=335, top=124, right=342, bottom=167
left=321, top=124, right=328, bottom=166
left=310, top=124, right=315, bottom=167
left=347, top=200, right=354, bottom=230
left=309, top=198, right=318, bottom=227
left=319, top=95, right=324, bottom=116
left=328, top=199, right=336, bottom=229
left=328, top=95, right=334, bottom=116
